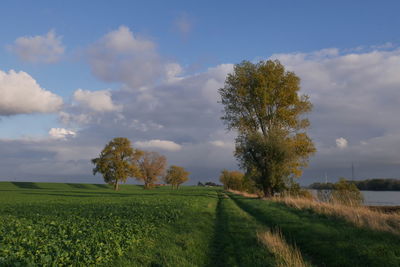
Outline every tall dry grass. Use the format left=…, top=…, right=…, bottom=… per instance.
left=274, top=196, right=400, bottom=235
left=257, top=229, right=310, bottom=267
left=227, top=189, right=259, bottom=198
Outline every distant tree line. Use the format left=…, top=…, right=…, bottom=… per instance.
left=309, top=178, right=400, bottom=191
left=197, top=182, right=222, bottom=187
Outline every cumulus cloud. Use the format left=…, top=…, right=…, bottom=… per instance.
left=49, top=128, right=76, bottom=140
left=271, top=47, right=400, bottom=182
left=135, top=140, right=182, bottom=151
left=0, top=70, right=63, bottom=115
left=335, top=137, right=348, bottom=149
left=6, top=28, right=400, bottom=185
left=88, top=26, right=177, bottom=89
left=9, top=30, right=65, bottom=63
left=73, top=89, right=121, bottom=112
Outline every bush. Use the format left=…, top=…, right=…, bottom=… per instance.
left=284, top=182, right=314, bottom=200
left=331, top=178, right=363, bottom=206
left=315, top=179, right=364, bottom=206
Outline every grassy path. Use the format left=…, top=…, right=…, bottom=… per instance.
left=228, top=192, right=400, bottom=267
left=112, top=189, right=219, bottom=267
left=209, top=192, right=275, bottom=267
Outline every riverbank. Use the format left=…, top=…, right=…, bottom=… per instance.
left=368, top=205, right=400, bottom=213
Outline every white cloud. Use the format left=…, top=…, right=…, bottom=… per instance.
left=49, top=128, right=76, bottom=140
left=210, top=140, right=225, bottom=147
left=73, top=89, right=121, bottom=112
left=210, top=140, right=234, bottom=149
left=271, top=47, right=400, bottom=179
left=10, top=30, right=64, bottom=63
left=0, top=70, right=63, bottom=115
left=335, top=137, right=348, bottom=149
left=165, top=63, right=183, bottom=82
left=59, top=111, right=92, bottom=125
left=135, top=139, right=182, bottom=151
left=7, top=31, right=400, bottom=184
left=88, top=26, right=177, bottom=89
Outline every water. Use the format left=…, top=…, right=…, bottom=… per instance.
left=310, top=190, right=400, bottom=206
left=361, top=191, right=400, bottom=206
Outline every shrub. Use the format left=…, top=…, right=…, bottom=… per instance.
left=331, top=178, right=363, bottom=206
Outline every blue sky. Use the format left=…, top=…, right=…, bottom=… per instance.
left=2, top=0, right=400, bottom=138
left=1, top=1, right=400, bottom=184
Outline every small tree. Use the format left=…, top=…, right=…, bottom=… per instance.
left=92, top=137, right=142, bottom=191
left=164, top=165, right=190, bottom=189
left=136, top=151, right=167, bottom=189
left=219, top=169, right=245, bottom=191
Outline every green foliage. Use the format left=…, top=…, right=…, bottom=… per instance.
left=331, top=178, right=364, bottom=206
left=310, top=178, right=400, bottom=191
left=313, top=179, right=364, bottom=205
left=309, top=182, right=335, bottom=190
left=284, top=181, right=314, bottom=199
left=164, top=165, right=190, bottom=189
left=354, top=178, right=400, bottom=191
left=219, top=169, right=245, bottom=191
left=219, top=60, right=315, bottom=197
left=92, top=137, right=142, bottom=190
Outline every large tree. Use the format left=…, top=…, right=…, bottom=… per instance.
left=92, top=137, right=142, bottom=191
left=136, top=151, right=167, bottom=189
left=219, top=60, right=315, bottom=196
left=164, top=165, right=190, bottom=189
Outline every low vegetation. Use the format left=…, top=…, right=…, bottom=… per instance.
left=0, top=182, right=215, bottom=266
left=229, top=192, right=400, bottom=266
left=318, top=178, right=364, bottom=206
left=257, top=229, right=309, bottom=267
left=273, top=196, right=400, bottom=235
left=2, top=182, right=399, bottom=266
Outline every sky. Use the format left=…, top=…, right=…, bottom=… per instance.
left=1, top=0, right=400, bottom=185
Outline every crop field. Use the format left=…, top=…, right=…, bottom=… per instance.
left=0, top=182, right=218, bottom=266
left=1, top=182, right=399, bottom=266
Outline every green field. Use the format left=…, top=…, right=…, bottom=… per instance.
left=0, top=182, right=399, bottom=266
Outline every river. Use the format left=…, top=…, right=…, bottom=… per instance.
left=361, top=191, right=400, bottom=206
left=310, top=190, right=400, bottom=206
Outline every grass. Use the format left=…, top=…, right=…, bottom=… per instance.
left=228, top=192, right=400, bottom=267
left=1, top=182, right=400, bottom=266
left=273, top=196, right=400, bottom=235
left=257, top=229, right=309, bottom=267
left=210, top=192, right=275, bottom=266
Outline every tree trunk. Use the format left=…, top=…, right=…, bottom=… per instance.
left=262, top=179, right=273, bottom=198
left=114, top=181, right=119, bottom=191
